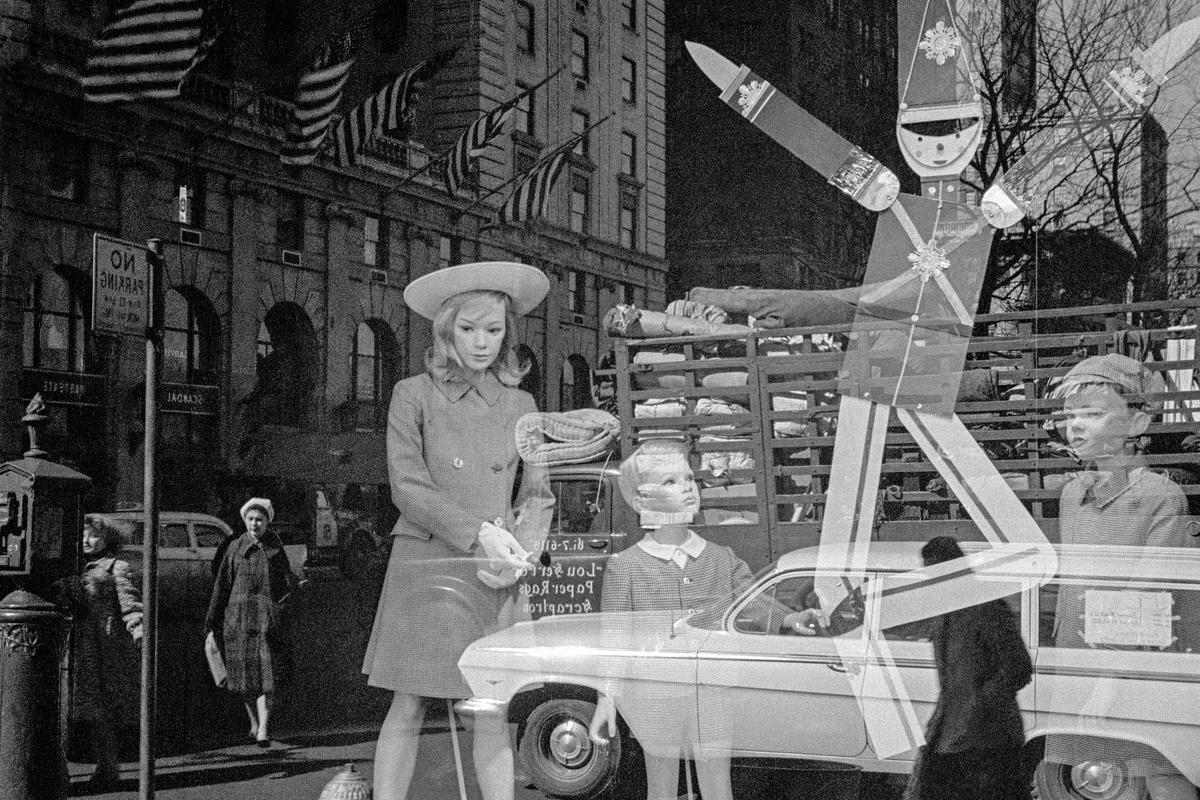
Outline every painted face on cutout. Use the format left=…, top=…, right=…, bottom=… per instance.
left=82, top=524, right=108, bottom=557
left=452, top=296, right=507, bottom=379
left=1061, top=385, right=1147, bottom=462
left=637, top=454, right=701, bottom=515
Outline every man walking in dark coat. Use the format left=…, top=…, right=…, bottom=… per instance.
left=907, top=536, right=1034, bottom=800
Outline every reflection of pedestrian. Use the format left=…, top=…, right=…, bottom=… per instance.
left=363, top=262, right=554, bottom=800
left=905, top=536, right=1032, bottom=800
left=65, top=514, right=144, bottom=789
left=204, top=498, right=300, bottom=747
left=1045, top=355, right=1197, bottom=800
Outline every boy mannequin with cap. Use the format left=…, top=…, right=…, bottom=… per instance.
left=1046, top=354, right=1197, bottom=800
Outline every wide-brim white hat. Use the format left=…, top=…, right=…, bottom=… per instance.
left=403, top=262, right=550, bottom=320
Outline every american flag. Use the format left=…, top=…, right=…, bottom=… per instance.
left=332, top=48, right=456, bottom=168
left=82, top=0, right=214, bottom=104
left=441, top=91, right=528, bottom=195
left=490, top=133, right=582, bottom=227
left=280, top=35, right=355, bottom=165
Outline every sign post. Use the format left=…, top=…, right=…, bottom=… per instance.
left=91, top=232, right=161, bottom=800
left=138, top=240, right=162, bottom=800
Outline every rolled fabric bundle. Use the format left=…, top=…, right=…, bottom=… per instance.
left=688, top=286, right=863, bottom=329
left=516, top=408, right=621, bottom=466
left=663, top=298, right=730, bottom=325
left=634, top=398, right=686, bottom=417
left=603, top=303, right=752, bottom=338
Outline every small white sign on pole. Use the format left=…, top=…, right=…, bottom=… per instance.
left=92, top=233, right=152, bottom=337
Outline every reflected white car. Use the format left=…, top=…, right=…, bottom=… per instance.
left=460, top=541, right=1200, bottom=800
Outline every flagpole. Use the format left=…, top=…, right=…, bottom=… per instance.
left=388, top=66, right=566, bottom=195
left=453, top=112, right=614, bottom=221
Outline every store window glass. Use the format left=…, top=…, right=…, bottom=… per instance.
left=22, top=268, right=88, bottom=373
left=163, top=288, right=220, bottom=385
left=352, top=319, right=399, bottom=432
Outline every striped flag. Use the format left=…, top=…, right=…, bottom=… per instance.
left=280, top=35, right=356, bottom=165
left=442, top=92, right=528, bottom=194
left=82, top=0, right=212, bottom=103
left=332, top=47, right=456, bottom=168
left=490, top=134, right=583, bottom=228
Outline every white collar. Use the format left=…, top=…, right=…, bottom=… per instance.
left=637, top=531, right=706, bottom=569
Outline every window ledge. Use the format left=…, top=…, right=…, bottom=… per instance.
left=511, top=131, right=544, bottom=150
left=618, top=174, right=644, bottom=190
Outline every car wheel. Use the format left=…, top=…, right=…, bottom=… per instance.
left=518, top=698, right=628, bottom=800
left=340, top=531, right=376, bottom=580
left=1033, top=758, right=1147, bottom=800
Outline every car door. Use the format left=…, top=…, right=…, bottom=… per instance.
left=158, top=520, right=195, bottom=619
left=192, top=520, right=229, bottom=614
left=695, top=569, right=869, bottom=759
left=528, top=473, right=619, bottom=618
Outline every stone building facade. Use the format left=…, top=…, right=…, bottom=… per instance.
left=0, top=0, right=667, bottom=514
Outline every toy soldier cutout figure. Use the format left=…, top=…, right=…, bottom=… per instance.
left=688, top=0, right=1200, bottom=758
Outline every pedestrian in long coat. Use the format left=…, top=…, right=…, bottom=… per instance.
left=205, top=497, right=299, bottom=747
left=363, top=261, right=554, bottom=800
left=63, top=514, right=143, bottom=789
left=906, top=536, right=1033, bottom=800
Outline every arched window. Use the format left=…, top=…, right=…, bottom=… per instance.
left=560, top=354, right=592, bottom=411
left=22, top=268, right=88, bottom=372
left=163, top=288, right=220, bottom=384
left=516, top=344, right=542, bottom=408
left=351, top=320, right=399, bottom=431
left=253, top=303, right=318, bottom=428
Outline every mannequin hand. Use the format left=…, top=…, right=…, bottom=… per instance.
left=477, top=522, right=532, bottom=571
left=589, top=694, right=617, bottom=744
left=477, top=567, right=523, bottom=589
left=782, top=609, right=826, bottom=635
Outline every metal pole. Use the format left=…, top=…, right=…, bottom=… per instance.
left=139, top=239, right=163, bottom=800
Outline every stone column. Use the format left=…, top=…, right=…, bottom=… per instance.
left=226, top=179, right=265, bottom=464
left=403, top=223, right=437, bottom=366
left=111, top=150, right=162, bottom=505
left=324, top=201, right=356, bottom=429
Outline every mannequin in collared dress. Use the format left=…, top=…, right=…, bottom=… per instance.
left=364, top=289, right=553, bottom=800
left=587, top=440, right=821, bottom=800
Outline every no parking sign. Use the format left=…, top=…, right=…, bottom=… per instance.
left=92, top=233, right=152, bottom=336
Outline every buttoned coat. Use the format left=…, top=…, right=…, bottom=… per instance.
left=70, top=555, right=143, bottom=722
left=205, top=531, right=297, bottom=697
left=363, top=371, right=553, bottom=698
left=1046, top=463, right=1195, bottom=775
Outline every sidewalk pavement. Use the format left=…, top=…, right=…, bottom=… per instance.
left=67, top=723, right=549, bottom=800
left=66, top=728, right=891, bottom=800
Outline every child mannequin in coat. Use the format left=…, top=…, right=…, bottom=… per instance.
left=586, top=439, right=821, bottom=800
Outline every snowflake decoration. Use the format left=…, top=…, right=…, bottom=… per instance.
left=908, top=242, right=950, bottom=281
left=736, top=80, right=768, bottom=115
left=918, top=20, right=960, bottom=66
left=1109, top=65, right=1150, bottom=108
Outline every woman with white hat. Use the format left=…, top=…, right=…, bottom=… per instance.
left=205, top=497, right=301, bottom=747
left=363, top=262, right=554, bottom=800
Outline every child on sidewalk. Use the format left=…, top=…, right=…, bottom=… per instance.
left=587, top=439, right=821, bottom=800
left=1047, top=353, right=1197, bottom=800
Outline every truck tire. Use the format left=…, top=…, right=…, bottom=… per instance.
left=518, top=697, right=632, bottom=800
left=1033, top=758, right=1147, bottom=800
